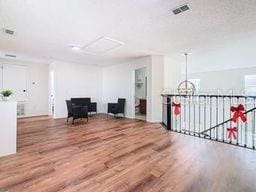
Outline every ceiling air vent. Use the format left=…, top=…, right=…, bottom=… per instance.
left=3, top=28, right=15, bottom=35
left=172, top=4, right=190, bottom=15
left=5, top=54, right=16, bottom=58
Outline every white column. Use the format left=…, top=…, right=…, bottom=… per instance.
left=147, top=55, right=164, bottom=122
left=0, top=101, right=17, bottom=157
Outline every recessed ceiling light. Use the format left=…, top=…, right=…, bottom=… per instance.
left=70, top=45, right=81, bottom=52
left=71, top=46, right=81, bottom=51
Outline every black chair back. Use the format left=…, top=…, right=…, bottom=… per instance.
left=117, top=98, right=126, bottom=113
left=71, top=98, right=91, bottom=107
left=66, top=100, right=73, bottom=117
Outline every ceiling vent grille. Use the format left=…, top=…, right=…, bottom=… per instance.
left=5, top=54, right=16, bottom=58
left=172, top=4, right=190, bottom=15
left=3, top=28, right=15, bottom=35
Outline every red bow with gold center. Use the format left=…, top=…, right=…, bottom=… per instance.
left=230, top=104, right=247, bottom=123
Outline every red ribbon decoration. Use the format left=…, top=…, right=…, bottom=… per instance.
left=230, top=104, right=247, bottom=123
left=227, top=127, right=238, bottom=140
left=172, top=102, right=181, bottom=116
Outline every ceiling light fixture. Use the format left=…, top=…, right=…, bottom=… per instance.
left=177, top=53, right=195, bottom=95
left=70, top=45, right=81, bottom=52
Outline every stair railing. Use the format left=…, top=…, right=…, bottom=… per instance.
left=162, top=94, right=256, bottom=149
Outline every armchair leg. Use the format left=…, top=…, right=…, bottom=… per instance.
left=67, top=117, right=69, bottom=123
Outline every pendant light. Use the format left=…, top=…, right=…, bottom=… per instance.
left=177, top=53, right=196, bottom=95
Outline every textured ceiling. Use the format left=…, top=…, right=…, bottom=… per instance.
left=0, top=0, right=256, bottom=66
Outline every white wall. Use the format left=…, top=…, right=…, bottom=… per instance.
left=148, top=55, right=164, bottom=122
left=164, top=32, right=256, bottom=95
left=186, top=34, right=256, bottom=95
left=188, top=67, right=256, bottom=95
left=164, top=56, right=182, bottom=93
left=0, top=58, right=49, bottom=117
left=102, top=55, right=164, bottom=122
left=187, top=33, right=256, bottom=73
left=52, top=61, right=103, bottom=118
left=102, top=57, right=150, bottom=118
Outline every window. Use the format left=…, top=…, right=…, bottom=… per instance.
left=245, top=75, right=256, bottom=96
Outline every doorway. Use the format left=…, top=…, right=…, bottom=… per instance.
left=49, top=71, right=55, bottom=117
left=134, top=67, right=147, bottom=120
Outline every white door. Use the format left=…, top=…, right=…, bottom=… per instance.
left=2, top=64, right=28, bottom=102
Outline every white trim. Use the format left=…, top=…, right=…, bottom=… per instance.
left=132, top=67, right=148, bottom=121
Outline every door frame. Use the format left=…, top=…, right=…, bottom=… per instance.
left=132, top=66, right=148, bottom=120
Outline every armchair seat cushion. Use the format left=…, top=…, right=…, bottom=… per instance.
left=108, top=103, right=118, bottom=114
left=66, top=100, right=89, bottom=124
left=72, top=105, right=88, bottom=120
left=107, top=98, right=126, bottom=116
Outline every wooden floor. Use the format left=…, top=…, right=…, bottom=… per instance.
left=0, top=114, right=256, bottom=192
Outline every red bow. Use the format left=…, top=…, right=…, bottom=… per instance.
left=227, top=127, right=238, bottom=140
left=230, top=104, right=247, bottom=123
left=172, top=102, right=181, bottom=116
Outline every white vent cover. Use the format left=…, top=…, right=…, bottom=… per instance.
left=82, top=37, right=124, bottom=55
left=17, top=103, right=25, bottom=116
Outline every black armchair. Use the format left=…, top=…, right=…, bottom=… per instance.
left=66, top=100, right=73, bottom=122
left=71, top=98, right=97, bottom=115
left=89, top=102, right=97, bottom=114
left=107, top=98, right=126, bottom=117
left=71, top=98, right=91, bottom=108
left=66, top=100, right=88, bottom=124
